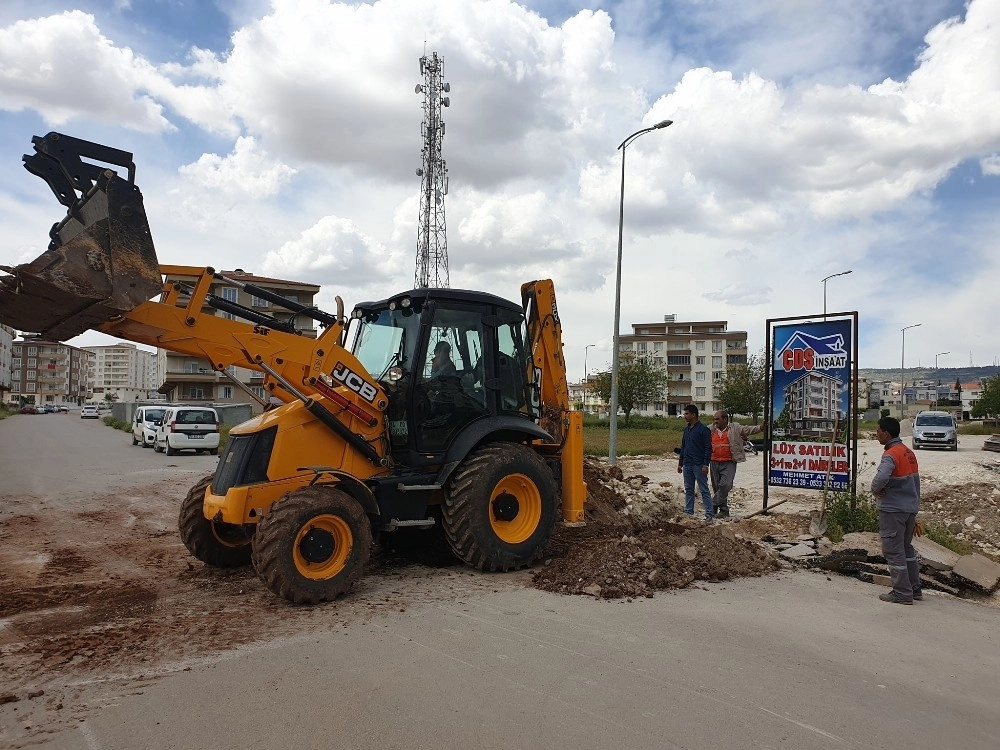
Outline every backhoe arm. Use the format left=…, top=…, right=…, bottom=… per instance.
left=521, top=279, right=586, bottom=524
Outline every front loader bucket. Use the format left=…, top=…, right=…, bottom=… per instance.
left=0, top=133, right=161, bottom=340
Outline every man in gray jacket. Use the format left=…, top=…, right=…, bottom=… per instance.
left=710, top=410, right=765, bottom=518
left=871, top=416, right=922, bottom=605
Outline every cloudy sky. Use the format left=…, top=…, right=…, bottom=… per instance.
left=1, top=0, right=999, bottom=379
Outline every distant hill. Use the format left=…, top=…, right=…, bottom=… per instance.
left=858, top=366, right=1000, bottom=385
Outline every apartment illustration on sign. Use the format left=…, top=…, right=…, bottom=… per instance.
left=770, top=321, right=852, bottom=491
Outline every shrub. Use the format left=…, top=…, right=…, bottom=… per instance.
left=824, top=490, right=880, bottom=543
left=880, top=408, right=890, bottom=418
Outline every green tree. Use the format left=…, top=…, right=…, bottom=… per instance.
left=971, top=376, right=1000, bottom=420
left=590, top=353, right=668, bottom=426
left=717, top=349, right=767, bottom=422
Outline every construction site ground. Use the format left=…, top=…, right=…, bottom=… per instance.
left=1, top=415, right=999, bottom=746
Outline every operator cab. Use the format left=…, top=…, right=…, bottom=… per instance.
left=348, top=287, right=539, bottom=467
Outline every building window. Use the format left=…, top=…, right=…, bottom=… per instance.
left=713, top=371, right=724, bottom=381
left=637, top=342, right=647, bottom=353
left=251, top=295, right=269, bottom=307
left=695, top=341, right=705, bottom=350
left=712, top=356, right=723, bottom=368
left=695, top=356, right=705, bottom=365
left=696, top=387, right=706, bottom=397
left=26, top=383, right=36, bottom=393
left=250, top=371, right=264, bottom=380
left=186, top=387, right=205, bottom=399
left=12, top=358, right=20, bottom=368
left=695, top=372, right=706, bottom=381
left=667, top=355, right=690, bottom=366
left=250, top=386, right=266, bottom=399
left=26, top=370, right=36, bottom=380
left=27, top=346, right=37, bottom=356
left=221, top=386, right=233, bottom=399
left=221, top=287, right=238, bottom=302
left=653, top=342, right=663, bottom=351
left=712, top=340, right=723, bottom=353
left=27, top=358, right=36, bottom=368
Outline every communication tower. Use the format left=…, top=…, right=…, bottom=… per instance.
left=414, top=52, right=451, bottom=288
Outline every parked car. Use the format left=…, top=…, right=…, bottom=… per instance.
left=80, top=405, right=101, bottom=419
left=58, top=405, right=69, bottom=413
left=154, top=406, right=220, bottom=456
left=911, top=411, right=958, bottom=451
left=20, top=405, right=37, bottom=414
left=132, top=405, right=167, bottom=448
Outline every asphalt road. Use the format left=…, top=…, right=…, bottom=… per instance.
left=2, top=411, right=1000, bottom=749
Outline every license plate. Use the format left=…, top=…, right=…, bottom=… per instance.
left=188, top=434, right=203, bottom=439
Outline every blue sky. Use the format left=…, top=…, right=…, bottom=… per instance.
left=1, top=0, right=999, bottom=376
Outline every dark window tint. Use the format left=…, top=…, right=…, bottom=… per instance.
left=176, top=409, right=217, bottom=424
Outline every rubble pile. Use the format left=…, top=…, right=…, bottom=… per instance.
left=533, top=458, right=781, bottom=599
left=759, top=530, right=1000, bottom=598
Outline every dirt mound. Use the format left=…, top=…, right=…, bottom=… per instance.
left=532, top=458, right=781, bottom=598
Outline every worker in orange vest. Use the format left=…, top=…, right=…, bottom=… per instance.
left=871, top=416, right=922, bottom=605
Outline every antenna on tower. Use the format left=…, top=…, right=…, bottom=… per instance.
left=414, top=51, right=450, bottom=288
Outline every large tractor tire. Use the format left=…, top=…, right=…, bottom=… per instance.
left=251, top=486, right=372, bottom=605
left=442, top=443, right=558, bottom=572
left=178, top=474, right=252, bottom=567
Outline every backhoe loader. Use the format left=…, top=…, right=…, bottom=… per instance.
left=0, top=132, right=586, bottom=604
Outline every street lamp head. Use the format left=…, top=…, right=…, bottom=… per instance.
left=653, top=119, right=673, bottom=129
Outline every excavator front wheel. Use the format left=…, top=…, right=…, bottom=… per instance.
left=443, top=443, right=557, bottom=572
left=178, top=474, right=253, bottom=567
left=251, top=486, right=372, bottom=605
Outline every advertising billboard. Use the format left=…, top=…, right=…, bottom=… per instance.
left=769, top=319, right=853, bottom=491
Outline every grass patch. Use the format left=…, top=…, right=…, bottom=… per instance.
left=582, top=414, right=692, bottom=457
left=923, top=525, right=974, bottom=556
left=958, top=422, right=1000, bottom=435
left=823, top=491, right=880, bottom=543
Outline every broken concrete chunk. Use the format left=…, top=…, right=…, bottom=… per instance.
left=582, top=584, right=603, bottom=597
left=912, top=536, right=961, bottom=572
left=952, top=553, right=1000, bottom=593
left=676, top=545, right=698, bottom=561
left=779, top=543, right=817, bottom=560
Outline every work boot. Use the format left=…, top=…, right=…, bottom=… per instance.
left=717, top=506, right=730, bottom=518
left=878, top=591, right=913, bottom=605
left=912, top=589, right=923, bottom=601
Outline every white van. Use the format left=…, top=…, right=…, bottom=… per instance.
left=154, top=406, right=221, bottom=456
left=132, top=405, right=167, bottom=448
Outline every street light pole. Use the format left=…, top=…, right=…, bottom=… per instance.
left=584, top=343, right=595, bottom=413
left=822, top=270, right=853, bottom=318
left=900, top=323, right=921, bottom=419
left=935, top=351, right=949, bottom=369
left=609, top=119, right=673, bottom=466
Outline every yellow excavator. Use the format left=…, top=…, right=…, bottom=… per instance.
left=0, top=132, right=586, bottom=604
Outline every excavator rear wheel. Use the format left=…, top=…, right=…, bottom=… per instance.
left=178, top=474, right=252, bottom=567
left=442, top=443, right=557, bottom=572
left=252, top=486, right=372, bottom=605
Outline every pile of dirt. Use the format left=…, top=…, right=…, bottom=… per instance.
left=532, top=458, right=781, bottom=598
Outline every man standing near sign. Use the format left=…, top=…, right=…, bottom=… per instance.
left=677, top=404, right=714, bottom=522
left=871, top=416, right=922, bottom=605
left=710, top=410, right=765, bottom=518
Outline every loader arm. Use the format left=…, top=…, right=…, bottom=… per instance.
left=521, top=279, right=586, bottom=524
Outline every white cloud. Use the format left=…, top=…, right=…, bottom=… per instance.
left=0, top=11, right=172, bottom=131
left=178, top=136, right=297, bottom=199
left=261, top=216, right=404, bottom=289
left=981, top=154, right=1000, bottom=175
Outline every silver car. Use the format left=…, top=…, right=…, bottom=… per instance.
left=911, top=411, right=958, bottom=451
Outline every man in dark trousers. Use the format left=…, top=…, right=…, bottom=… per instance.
left=871, top=416, right=922, bottom=604
left=677, top=404, right=713, bottom=522
left=710, top=410, right=765, bottom=518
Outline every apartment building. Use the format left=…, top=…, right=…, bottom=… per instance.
left=158, top=269, right=320, bottom=411
left=781, top=371, right=844, bottom=433
left=618, top=315, right=747, bottom=416
left=0, top=324, right=13, bottom=403
left=9, top=338, right=94, bottom=406
left=83, top=342, right=158, bottom=403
